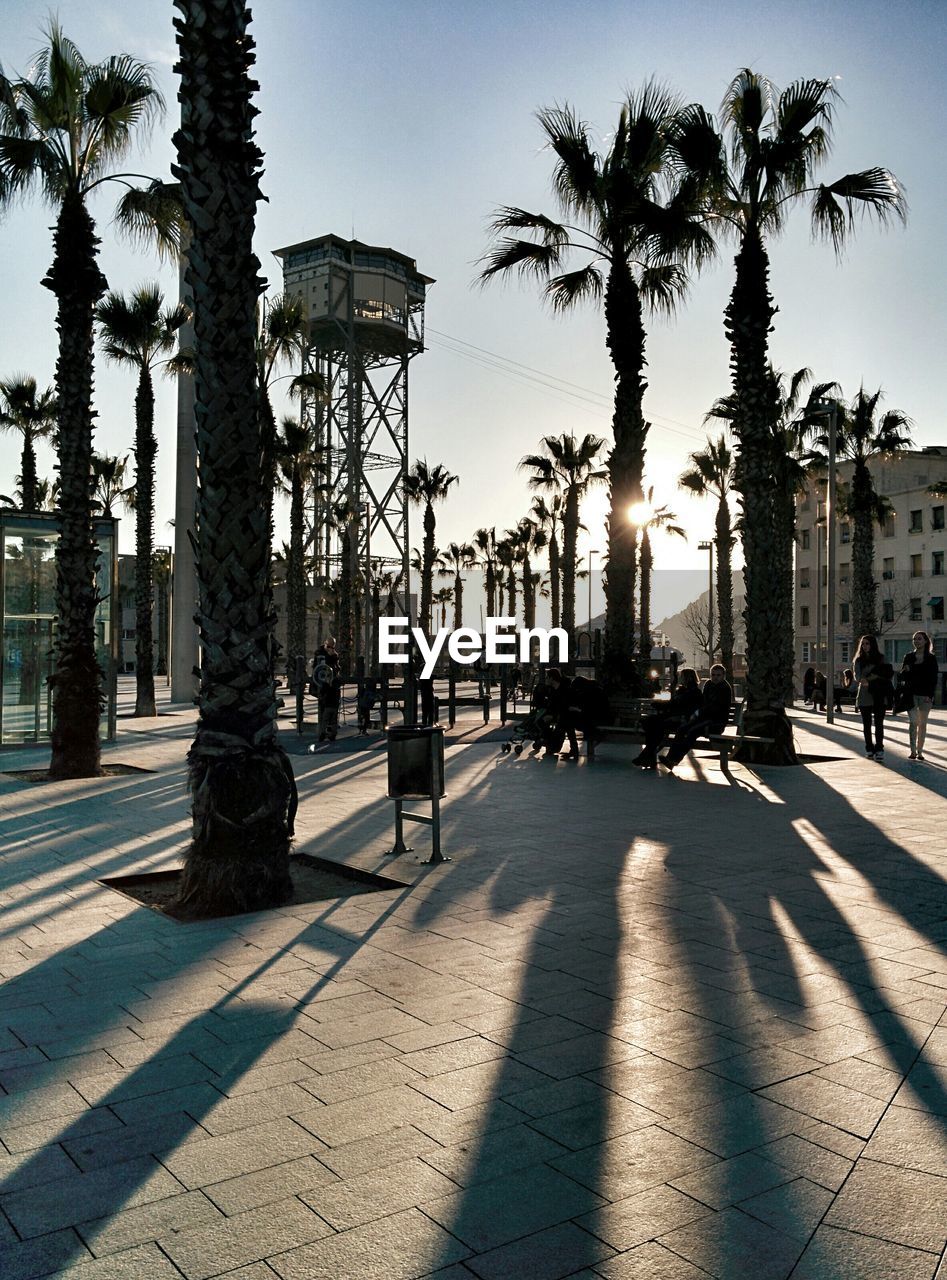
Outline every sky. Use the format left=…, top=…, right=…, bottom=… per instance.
left=2, top=0, right=945, bottom=624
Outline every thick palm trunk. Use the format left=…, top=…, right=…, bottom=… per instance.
left=134, top=364, right=157, bottom=717
left=715, top=495, right=735, bottom=684
left=174, top=0, right=294, bottom=916
left=421, top=504, right=435, bottom=636
left=21, top=430, right=39, bottom=512
left=561, top=491, right=578, bottom=645
left=507, top=570, right=517, bottom=618
left=772, top=481, right=796, bottom=704
left=549, top=531, right=561, bottom=628
left=453, top=572, right=463, bottom=631
left=638, top=529, right=652, bottom=657
left=44, top=190, right=107, bottom=778
left=603, top=261, right=646, bottom=681
left=851, top=460, right=877, bottom=639
left=286, top=464, right=306, bottom=688
left=725, top=229, right=796, bottom=762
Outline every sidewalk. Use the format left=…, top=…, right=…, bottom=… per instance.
left=1, top=687, right=946, bottom=1279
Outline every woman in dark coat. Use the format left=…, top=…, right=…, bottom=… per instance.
left=853, top=634, right=892, bottom=761
left=633, top=668, right=702, bottom=769
left=901, top=631, right=939, bottom=760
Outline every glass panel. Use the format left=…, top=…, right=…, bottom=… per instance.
left=2, top=529, right=57, bottom=744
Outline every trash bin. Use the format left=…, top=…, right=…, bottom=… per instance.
left=387, top=725, right=446, bottom=800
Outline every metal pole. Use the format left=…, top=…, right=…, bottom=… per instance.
left=816, top=506, right=822, bottom=676
left=708, top=542, right=714, bottom=666
left=363, top=504, right=372, bottom=672
left=826, top=401, right=838, bottom=725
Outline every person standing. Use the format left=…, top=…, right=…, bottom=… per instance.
left=311, top=636, right=342, bottom=742
left=854, top=633, right=892, bottom=761
left=802, top=666, right=816, bottom=706
left=901, top=631, right=938, bottom=760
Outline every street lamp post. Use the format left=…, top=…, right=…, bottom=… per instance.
left=811, top=400, right=839, bottom=724
left=698, top=541, right=714, bottom=670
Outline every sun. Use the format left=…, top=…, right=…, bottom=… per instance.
left=627, top=501, right=653, bottom=526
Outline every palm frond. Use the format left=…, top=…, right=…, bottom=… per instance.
left=114, top=179, right=184, bottom=261
left=546, top=264, right=603, bottom=310
left=638, top=261, right=687, bottom=315
left=536, top=104, right=600, bottom=218
left=479, top=236, right=564, bottom=283
left=812, top=168, right=907, bottom=252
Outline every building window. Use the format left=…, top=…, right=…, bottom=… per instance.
left=840, top=602, right=850, bottom=624
left=885, top=638, right=912, bottom=664
left=910, top=509, right=923, bottom=533
left=839, top=641, right=851, bottom=662
left=800, top=528, right=810, bottom=550
left=933, top=506, right=945, bottom=530
left=910, top=598, right=923, bottom=621
left=840, top=563, right=850, bottom=586
left=931, top=596, right=945, bottom=622
left=882, top=512, right=896, bottom=538
left=821, top=606, right=827, bottom=626
left=933, top=551, right=944, bottom=576
left=801, top=641, right=812, bottom=662
left=911, top=554, right=922, bottom=578
left=821, top=564, right=827, bottom=586
left=882, top=558, right=895, bottom=581
left=840, top=523, right=851, bottom=544
left=882, top=599, right=894, bottom=623
left=800, top=606, right=810, bottom=627
left=799, top=568, right=810, bottom=589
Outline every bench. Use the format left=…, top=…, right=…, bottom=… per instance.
left=587, top=698, right=774, bottom=768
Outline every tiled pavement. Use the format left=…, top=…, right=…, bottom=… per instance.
left=1, top=683, right=946, bottom=1279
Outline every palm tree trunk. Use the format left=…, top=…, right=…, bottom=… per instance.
left=724, top=228, right=796, bottom=762
left=485, top=560, right=495, bottom=619
left=772, top=482, right=796, bottom=704
left=21, top=429, right=39, bottom=512
left=134, top=364, right=157, bottom=717
left=561, top=490, right=578, bottom=645
left=851, top=460, right=878, bottom=639
left=174, top=0, right=294, bottom=916
left=506, top=567, right=517, bottom=618
left=43, top=189, right=107, bottom=778
left=522, top=553, right=534, bottom=629
left=715, top=495, right=735, bottom=684
left=603, top=260, right=646, bottom=680
left=638, top=528, right=652, bottom=657
left=421, top=503, right=435, bottom=636
left=286, top=462, right=306, bottom=688
left=453, top=571, right=463, bottom=631
left=549, top=531, right=561, bottom=629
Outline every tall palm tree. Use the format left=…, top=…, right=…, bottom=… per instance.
left=276, top=417, right=323, bottom=688
left=0, top=22, right=164, bottom=777
left=495, top=536, right=517, bottom=619
left=670, top=71, right=905, bottom=753
left=472, top=526, right=498, bottom=621
left=438, top=541, right=475, bottom=631
left=633, top=488, right=686, bottom=658
left=174, top=0, right=295, bottom=917
left=529, top=493, right=563, bottom=627
left=507, top=517, right=548, bottom=633
left=483, top=86, right=716, bottom=678
left=96, top=284, right=189, bottom=717
left=403, top=459, right=458, bottom=635
left=809, top=387, right=912, bottom=640
left=256, top=293, right=310, bottom=536
left=433, top=586, right=454, bottom=632
left=0, top=376, right=57, bottom=511
left=521, top=433, right=607, bottom=649
left=90, top=453, right=133, bottom=518
left=680, top=434, right=737, bottom=680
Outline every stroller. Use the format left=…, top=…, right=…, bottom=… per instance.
left=501, top=684, right=556, bottom=756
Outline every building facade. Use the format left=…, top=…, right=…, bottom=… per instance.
left=795, top=447, right=947, bottom=701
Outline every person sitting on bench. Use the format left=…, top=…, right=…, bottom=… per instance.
left=658, top=664, right=734, bottom=770
left=633, top=668, right=702, bottom=770
left=545, top=668, right=606, bottom=760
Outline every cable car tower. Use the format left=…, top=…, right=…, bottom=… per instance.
left=273, top=235, right=433, bottom=638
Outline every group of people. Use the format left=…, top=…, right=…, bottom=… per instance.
left=851, top=630, right=938, bottom=761
left=632, top=664, right=734, bottom=771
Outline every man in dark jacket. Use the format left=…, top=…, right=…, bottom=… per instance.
left=659, top=664, right=733, bottom=770
left=633, top=668, right=702, bottom=769
left=311, top=637, right=342, bottom=742
left=545, top=669, right=607, bottom=759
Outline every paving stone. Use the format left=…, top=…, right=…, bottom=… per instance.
left=593, top=1240, right=713, bottom=1279
left=526, top=1096, right=660, bottom=1151
left=292, top=1085, right=447, bottom=1147
left=302, top=1058, right=422, bottom=1105
left=411, top=1098, right=526, bottom=1147
left=301, top=1155, right=459, bottom=1230
left=824, top=1157, right=947, bottom=1252
left=301, top=1008, right=427, bottom=1049
left=204, top=1155, right=339, bottom=1215
left=658, top=1205, right=803, bottom=1280
left=0, top=1142, right=80, bottom=1192
left=737, top=1176, right=834, bottom=1241
left=62, top=1110, right=204, bottom=1171
left=577, top=1183, right=710, bottom=1252
left=161, top=1116, right=324, bottom=1189
left=111, top=1081, right=225, bottom=1125
left=505, top=1077, right=610, bottom=1120
left=861, top=1104, right=947, bottom=1175
left=422, top=1122, right=566, bottom=1186
left=269, top=1206, right=470, bottom=1279
left=0, top=1228, right=88, bottom=1280
left=382, top=1022, right=476, bottom=1054
left=551, top=1125, right=716, bottom=1201
left=315, top=1123, right=442, bottom=1179
left=0, top=1050, right=124, bottom=1095
left=705, top=1046, right=822, bottom=1089
left=792, top=1224, right=939, bottom=1279
left=464, top=1221, right=614, bottom=1279
left=77, top=1189, right=224, bottom=1256
left=670, top=1151, right=795, bottom=1210
left=1, top=1157, right=183, bottom=1238
left=659, top=1092, right=806, bottom=1158
left=891, top=1058, right=947, bottom=1115
left=797, top=1119, right=866, bottom=1160
left=587, top=1058, right=746, bottom=1117
left=0, top=1081, right=90, bottom=1129
left=812, top=1055, right=903, bottom=1102
left=161, top=1196, right=334, bottom=1280
left=407, top=1059, right=552, bottom=1110
left=46, top=1241, right=185, bottom=1279
left=759, top=1072, right=888, bottom=1137
left=398, top=1036, right=505, bottom=1077
left=759, top=1134, right=853, bottom=1191
left=73, top=1053, right=218, bottom=1108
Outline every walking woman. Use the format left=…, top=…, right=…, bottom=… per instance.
left=901, top=631, right=938, bottom=760
left=854, top=634, right=892, bottom=761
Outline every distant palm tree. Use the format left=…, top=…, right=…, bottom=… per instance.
left=483, top=86, right=716, bottom=677
left=0, top=377, right=57, bottom=511
left=473, top=526, right=498, bottom=620
left=96, top=284, right=189, bottom=716
left=521, top=433, right=607, bottom=649
left=153, top=547, right=172, bottom=677
left=90, top=454, right=134, bottom=518
left=680, top=435, right=737, bottom=679
left=670, top=70, right=905, bottom=752
left=529, top=493, right=563, bottom=627
left=276, top=417, right=324, bottom=688
left=256, top=293, right=310, bottom=536
left=634, top=488, right=686, bottom=659
left=0, top=21, right=164, bottom=776
left=174, top=0, right=295, bottom=916
left=438, top=541, right=475, bottom=631
left=495, top=536, right=517, bottom=619
left=403, top=459, right=458, bottom=635
left=809, top=387, right=912, bottom=639
left=507, top=518, right=547, bottom=633
left=433, top=586, right=453, bottom=631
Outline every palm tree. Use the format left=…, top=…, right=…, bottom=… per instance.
left=670, top=71, right=905, bottom=753
left=153, top=547, right=172, bottom=678
left=90, top=453, right=133, bottom=518
left=472, top=526, right=498, bottom=621
left=433, top=586, right=454, bottom=631
left=438, top=541, right=475, bottom=631
left=521, top=433, right=607, bottom=649
left=483, top=86, right=716, bottom=678
left=174, top=0, right=295, bottom=917
left=0, top=22, right=164, bottom=777
left=0, top=377, right=57, bottom=511
left=632, top=487, right=686, bottom=657
left=529, top=493, right=563, bottom=627
left=507, top=518, right=547, bottom=633
left=276, top=417, right=323, bottom=689
left=96, top=284, right=189, bottom=717
left=403, top=460, right=458, bottom=635
left=680, top=435, right=737, bottom=679
left=256, top=293, right=310, bottom=536
left=495, top=536, right=517, bottom=619
left=809, top=387, right=912, bottom=640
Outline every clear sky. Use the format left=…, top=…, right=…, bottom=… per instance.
left=2, top=0, right=944, bottom=623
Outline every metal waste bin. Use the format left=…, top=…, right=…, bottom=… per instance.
left=387, top=724, right=446, bottom=800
